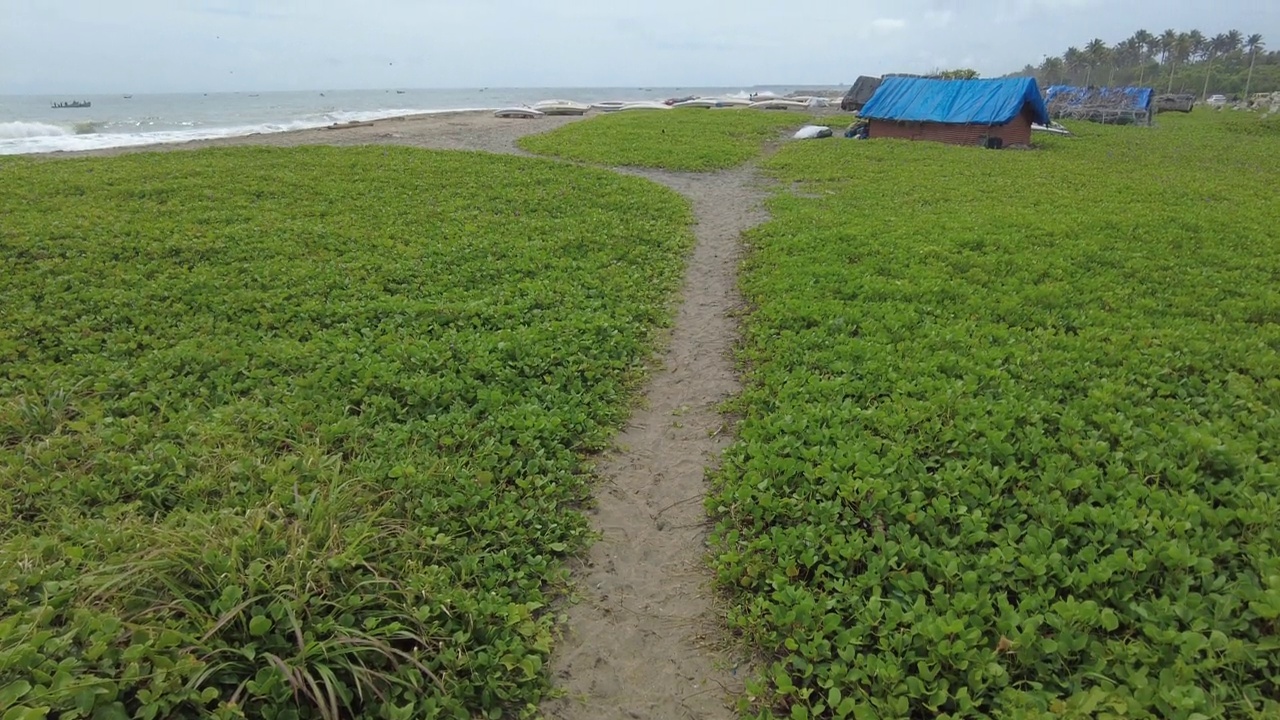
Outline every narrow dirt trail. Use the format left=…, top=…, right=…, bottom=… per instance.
left=540, top=167, right=768, bottom=720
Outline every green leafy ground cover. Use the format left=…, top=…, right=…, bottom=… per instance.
left=0, top=146, right=693, bottom=719
left=711, top=111, right=1280, bottom=718
left=518, top=109, right=807, bottom=171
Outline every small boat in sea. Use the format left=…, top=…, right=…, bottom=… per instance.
left=533, top=100, right=591, bottom=116
left=123, top=95, right=133, bottom=99
left=396, top=90, right=406, bottom=94
left=51, top=100, right=91, bottom=109
left=494, top=107, right=544, bottom=119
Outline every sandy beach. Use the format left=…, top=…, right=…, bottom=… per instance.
left=33, top=105, right=841, bottom=160
left=38, top=110, right=588, bottom=158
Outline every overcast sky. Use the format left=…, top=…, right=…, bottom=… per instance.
left=2, top=0, right=1277, bottom=94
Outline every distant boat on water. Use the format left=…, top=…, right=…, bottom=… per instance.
left=396, top=90, right=406, bottom=94
left=123, top=94, right=133, bottom=99
left=52, top=100, right=91, bottom=109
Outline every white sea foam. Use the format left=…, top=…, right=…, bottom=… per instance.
left=0, top=108, right=489, bottom=156
left=0, top=121, right=72, bottom=139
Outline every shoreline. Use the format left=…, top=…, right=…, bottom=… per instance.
left=21, top=109, right=493, bottom=158
left=27, top=109, right=588, bottom=159
left=25, top=106, right=839, bottom=160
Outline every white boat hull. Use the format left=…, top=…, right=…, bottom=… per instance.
left=672, top=99, right=719, bottom=109
left=1032, top=123, right=1072, bottom=136
left=749, top=100, right=809, bottom=111
left=533, top=100, right=592, bottom=116
left=617, top=102, right=672, bottom=111
left=494, top=107, right=544, bottom=119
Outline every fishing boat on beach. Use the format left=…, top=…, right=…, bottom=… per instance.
left=616, top=101, right=672, bottom=111
left=494, top=107, right=544, bottom=119
left=532, top=100, right=590, bottom=116
left=52, top=100, right=91, bottom=109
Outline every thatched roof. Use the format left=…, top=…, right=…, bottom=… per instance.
left=841, top=76, right=882, bottom=111
left=1045, top=86, right=1153, bottom=125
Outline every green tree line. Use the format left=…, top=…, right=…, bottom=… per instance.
left=1010, top=29, right=1275, bottom=98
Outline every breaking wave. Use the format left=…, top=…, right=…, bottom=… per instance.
left=0, top=108, right=487, bottom=155
left=0, top=121, right=71, bottom=139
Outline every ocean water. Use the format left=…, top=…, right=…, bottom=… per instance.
left=0, top=86, right=839, bottom=155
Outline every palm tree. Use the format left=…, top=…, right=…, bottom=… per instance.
left=1141, top=34, right=1162, bottom=86
left=1125, top=39, right=1144, bottom=78
left=1244, top=33, right=1266, bottom=97
left=1040, top=56, right=1066, bottom=86
left=1169, top=32, right=1193, bottom=92
left=1225, top=30, right=1244, bottom=55
left=1085, top=38, right=1109, bottom=85
left=1109, top=42, right=1128, bottom=85
left=1063, top=47, right=1085, bottom=85
left=1131, top=29, right=1155, bottom=55
left=1160, top=29, right=1178, bottom=65
left=1188, top=30, right=1208, bottom=62
left=1202, top=33, right=1229, bottom=99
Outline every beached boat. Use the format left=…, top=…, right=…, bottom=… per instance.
left=617, top=101, right=672, bottom=111
left=533, top=100, right=591, bottom=116
left=590, top=101, right=629, bottom=112
left=712, top=96, right=754, bottom=108
left=494, top=107, right=544, bottom=119
left=672, top=98, right=719, bottom=109
left=324, top=121, right=375, bottom=131
left=1032, top=122, right=1072, bottom=136
left=791, top=96, right=831, bottom=108
left=749, top=99, right=809, bottom=111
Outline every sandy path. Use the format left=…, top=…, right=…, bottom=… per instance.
left=540, top=166, right=767, bottom=720
left=41, top=115, right=775, bottom=718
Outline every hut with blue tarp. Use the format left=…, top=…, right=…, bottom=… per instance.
left=859, top=76, right=1050, bottom=148
left=1045, top=85, right=1153, bottom=125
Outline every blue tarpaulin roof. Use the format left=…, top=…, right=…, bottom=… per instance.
left=860, top=77, right=1050, bottom=126
left=1044, top=85, right=1153, bottom=110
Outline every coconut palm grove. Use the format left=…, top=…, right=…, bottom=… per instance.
left=1013, top=28, right=1272, bottom=97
